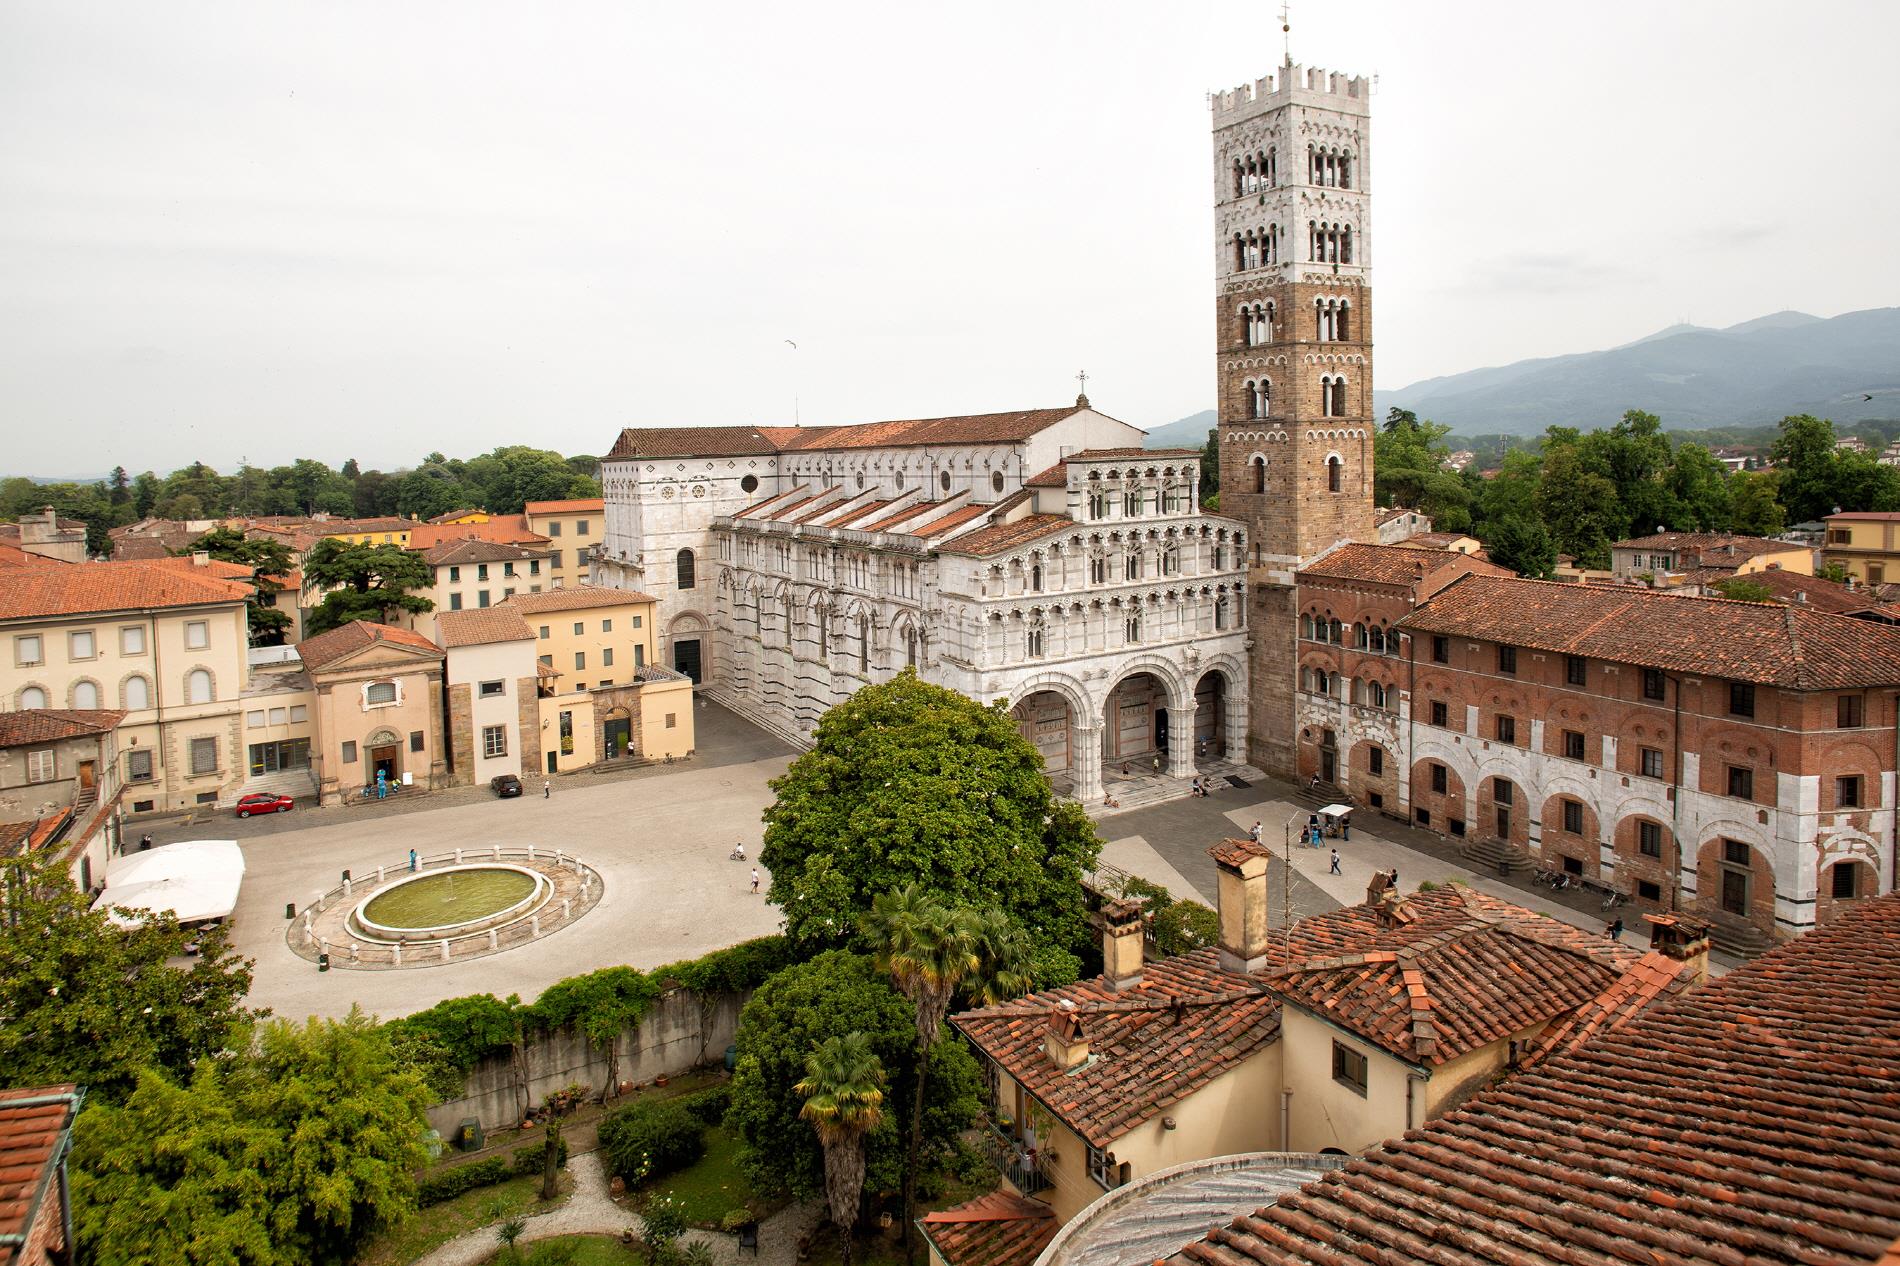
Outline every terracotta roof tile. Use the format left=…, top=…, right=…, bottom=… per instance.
left=0, top=710, right=127, bottom=747
left=1399, top=573, right=1900, bottom=689
left=914, top=502, right=993, bottom=539
left=0, top=541, right=67, bottom=569
left=504, top=585, right=658, bottom=613
left=296, top=620, right=443, bottom=670
left=1023, top=447, right=1202, bottom=488
left=425, top=508, right=485, bottom=523
left=137, top=555, right=258, bottom=581
left=1298, top=543, right=1505, bottom=587
left=435, top=607, right=537, bottom=648
left=607, top=407, right=1100, bottom=463
left=1264, top=889, right=1641, bottom=1065
left=936, top=515, right=1074, bottom=557
left=417, top=538, right=548, bottom=566
left=1705, top=566, right=1882, bottom=614
left=1163, top=893, right=1900, bottom=1266
left=407, top=517, right=548, bottom=550
left=0, top=561, right=252, bottom=621
left=0, top=1084, right=80, bottom=1260
left=920, top=1192, right=1057, bottom=1266
left=605, top=426, right=786, bottom=461
left=524, top=498, right=605, bottom=515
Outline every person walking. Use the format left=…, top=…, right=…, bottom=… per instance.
left=1249, top=821, right=1261, bottom=842
left=542, top=778, right=551, bottom=799
left=749, top=867, right=761, bottom=894
left=1329, top=848, right=1341, bottom=875
left=408, top=848, right=418, bottom=872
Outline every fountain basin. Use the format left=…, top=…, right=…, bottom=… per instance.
left=349, top=864, right=551, bottom=944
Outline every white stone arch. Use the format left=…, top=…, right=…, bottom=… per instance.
left=1006, top=671, right=1095, bottom=727
left=1101, top=653, right=1193, bottom=713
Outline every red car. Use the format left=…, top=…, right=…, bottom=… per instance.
left=235, top=792, right=294, bottom=819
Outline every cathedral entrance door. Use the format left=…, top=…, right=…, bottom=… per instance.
left=673, top=638, right=702, bottom=683
left=1154, top=709, right=1169, bottom=758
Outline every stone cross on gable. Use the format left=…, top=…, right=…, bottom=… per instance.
left=1076, top=370, right=1090, bottom=409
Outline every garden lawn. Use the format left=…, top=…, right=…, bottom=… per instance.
left=634, top=1125, right=779, bottom=1228
left=354, top=1173, right=570, bottom=1266
left=477, top=1235, right=641, bottom=1265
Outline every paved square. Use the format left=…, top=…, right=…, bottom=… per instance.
left=146, top=701, right=795, bottom=1021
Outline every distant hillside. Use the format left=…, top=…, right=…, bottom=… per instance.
left=1374, top=307, right=1900, bottom=436
left=1143, top=410, right=1215, bottom=450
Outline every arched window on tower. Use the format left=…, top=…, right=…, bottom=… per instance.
left=1255, top=379, right=1270, bottom=419
left=1252, top=455, right=1267, bottom=494
left=1267, top=147, right=1277, bottom=186
left=1337, top=303, right=1350, bottom=341
left=1327, top=455, right=1344, bottom=493
left=1238, top=308, right=1252, bottom=346
left=1319, top=375, right=1334, bottom=418
left=676, top=547, right=696, bottom=590
left=1234, top=234, right=1246, bottom=272
left=1233, top=159, right=1245, bottom=198
left=1339, top=153, right=1352, bottom=189
left=1342, top=226, right=1353, bottom=263
left=1332, top=377, right=1348, bottom=417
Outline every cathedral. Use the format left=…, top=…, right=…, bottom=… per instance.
left=592, top=59, right=1375, bottom=803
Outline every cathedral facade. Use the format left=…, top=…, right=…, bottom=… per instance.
left=592, top=404, right=1252, bottom=804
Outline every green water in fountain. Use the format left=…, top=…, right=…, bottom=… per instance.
left=362, top=868, right=537, bottom=929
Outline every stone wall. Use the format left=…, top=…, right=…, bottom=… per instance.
left=424, top=986, right=747, bottom=1137
left=446, top=682, right=474, bottom=787
left=516, top=675, right=542, bottom=778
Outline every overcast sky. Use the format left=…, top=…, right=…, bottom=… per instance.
left=3, top=1, right=1896, bottom=476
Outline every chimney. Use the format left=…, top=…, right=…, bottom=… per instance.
left=1643, top=913, right=1712, bottom=983
left=1208, top=839, right=1274, bottom=973
left=1100, top=898, right=1145, bottom=990
left=1044, top=1000, right=1088, bottom=1070
left=1365, top=868, right=1393, bottom=907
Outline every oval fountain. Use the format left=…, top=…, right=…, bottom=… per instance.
left=348, top=863, right=552, bottom=944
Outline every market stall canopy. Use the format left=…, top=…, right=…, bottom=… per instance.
left=94, top=840, right=244, bottom=927
left=1319, top=803, right=1355, bottom=820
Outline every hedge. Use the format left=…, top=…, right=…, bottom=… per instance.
left=417, top=1137, right=570, bottom=1207
left=599, top=1097, right=705, bottom=1183
left=386, top=935, right=793, bottom=1076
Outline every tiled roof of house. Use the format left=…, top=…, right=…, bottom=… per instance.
left=435, top=607, right=536, bottom=648
left=407, top=517, right=548, bottom=550
left=426, top=508, right=485, bottom=523
left=608, top=407, right=1099, bottom=462
left=505, top=585, right=657, bottom=613
left=1707, top=567, right=1880, bottom=615
left=952, top=949, right=1279, bottom=1150
left=417, top=538, right=546, bottom=565
left=915, top=502, right=993, bottom=539
left=1398, top=573, right=1900, bottom=689
left=1826, top=510, right=1900, bottom=522
left=1023, top=447, right=1201, bottom=488
left=0, top=1083, right=81, bottom=1263
left=919, top=1192, right=1057, bottom=1266
left=524, top=498, right=604, bottom=515
left=1263, top=889, right=1640, bottom=1065
left=1162, top=893, right=1900, bottom=1266
left=138, top=555, right=258, bottom=581
left=1298, top=543, right=1495, bottom=587
left=1520, top=946, right=1701, bottom=1067
left=296, top=620, right=442, bottom=670
left=0, top=710, right=127, bottom=748
left=936, top=515, right=1074, bottom=557
left=0, top=541, right=66, bottom=569
left=1376, top=506, right=1423, bottom=526
left=0, top=562, right=252, bottom=621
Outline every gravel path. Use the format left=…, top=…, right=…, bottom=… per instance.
left=411, top=1149, right=825, bottom=1266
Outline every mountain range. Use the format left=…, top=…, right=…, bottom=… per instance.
left=1143, top=306, right=1900, bottom=445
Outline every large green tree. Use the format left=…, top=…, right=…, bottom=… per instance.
left=1535, top=443, right=1622, bottom=568
left=71, top=1008, right=432, bottom=1265
left=797, top=1033, right=886, bottom=1266
left=760, top=671, right=1100, bottom=970
left=301, top=538, right=435, bottom=635
left=0, top=849, right=258, bottom=1103
left=1373, top=408, right=1474, bottom=531
left=728, top=951, right=979, bottom=1203
left=188, top=527, right=297, bottom=645
left=1483, top=514, right=1558, bottom=579
left=1729, top=470, right=1787, bottom=536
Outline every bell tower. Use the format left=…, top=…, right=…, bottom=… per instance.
left=1211, top=60, right=1375, bottom=775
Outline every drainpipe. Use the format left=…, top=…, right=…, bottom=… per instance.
left=1406, top=1072, right=1429, bottom=1130
left=1279, top=1087, right=1292, bottom=1150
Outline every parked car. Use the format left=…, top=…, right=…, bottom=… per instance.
left=490, top=774, right=523, bottom=798
left=235, top=792, right=294, bottom=818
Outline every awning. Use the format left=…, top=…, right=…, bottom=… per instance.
left=94, top=840, right=245, bottom=927
left=1318, top=803, right=1355, bottom=819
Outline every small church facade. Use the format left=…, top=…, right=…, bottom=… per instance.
left=594, top=405, right=1251, bottom=804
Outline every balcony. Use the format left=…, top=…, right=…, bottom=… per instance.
left=982, top=1119, right=1050, bottom=1196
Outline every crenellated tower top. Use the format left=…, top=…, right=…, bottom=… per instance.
left=1210, top=63, right=1371, bottom=124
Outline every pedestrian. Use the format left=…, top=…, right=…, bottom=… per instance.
left=1152, top=753, right=1161, bottom=775
left=749, top=867, right=761, bottom=894
left=1607, top=917, right=1624, bottom=940
left=408, top=848, right=417, bottom=872
left=543, top=778, right=551, bottom=799
left=1309, top=772, right=1321, bottom=792
left=139, top=832, right=153, bottom=852
left=1249, top=820, right=1261, bottom=842
left=1329, top=848, right=1341, bottom=875
left=1389, top=866, right=1400, bottom=889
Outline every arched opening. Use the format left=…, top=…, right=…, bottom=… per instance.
left=72, top=681, right=100, bottom=710
left=676, top=547, right=696, bottom=590
left=124, top=675, right=150, bottom=710
left=19, top=686, right=47, bottom=710
left=1011, top=690, right=1077, bottom=793
left=187, top=669, right=213, bottom=705
left=365, top=727, right=403, bottom=787
left=1252, top=455, right=1267, bottom=494
left=1103, top=671, right=1172, bottom=775
left=1194, top=669, right=1229, bottom=760
left=602, top=705, right=634, bottom=761
left=669, top=612, right=708, bottom=684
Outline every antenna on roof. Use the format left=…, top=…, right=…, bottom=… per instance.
left=785, top=340, right=800, bottom=426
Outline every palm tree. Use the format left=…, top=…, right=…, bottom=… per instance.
left=963, top=909, right=1035, bottom=1006
left=797, top=1032, right=887, bottom=1266
left=864, top=887, right=983, bottom=1261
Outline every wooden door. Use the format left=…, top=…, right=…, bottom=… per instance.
left=77, top=759, right=96, bottom=790
left=1721, top=868, right=1748, bottom=915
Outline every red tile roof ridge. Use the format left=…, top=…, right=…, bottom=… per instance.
left=921, top=1192, right=1057, bottom=1225
left=955, top=988, right=1269, bottom=1022
left=1207, top=838, right=1274, bottom=866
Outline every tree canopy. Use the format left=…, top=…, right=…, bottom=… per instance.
left=0, top=849, right=258, bottom=1103
left=187, top=526, right=296, bottom=645
left=727, top=950, right=978, bottom=1203
left=301, top=539, right=435, bottom=635
left=759, top=671, right=1100, bottom=974
left=71, top=1008, right=432, bottom=1265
